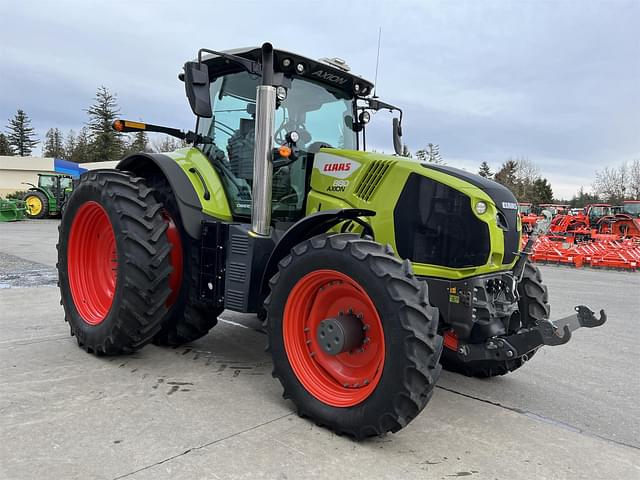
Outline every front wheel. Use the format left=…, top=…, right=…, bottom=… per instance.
left=265, top=234, right=442, bottom=439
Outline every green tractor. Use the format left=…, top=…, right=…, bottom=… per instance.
left=23, top=173, right=74, bottom=219
left=57, top=43, right=606, bottom=438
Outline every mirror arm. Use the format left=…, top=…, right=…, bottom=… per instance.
left=197, top=48, right=262, bottom=76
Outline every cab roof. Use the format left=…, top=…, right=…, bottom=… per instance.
left=200, top=46, right=375, bottom=97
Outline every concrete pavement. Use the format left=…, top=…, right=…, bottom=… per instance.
left=1, top=219, right=638, bottom=479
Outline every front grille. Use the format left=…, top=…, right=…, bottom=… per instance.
left=354, top=160, right=396, bottom=202
left=421, top=164, right=520, bottom=266
left=394, top=173, right=491, bottom=268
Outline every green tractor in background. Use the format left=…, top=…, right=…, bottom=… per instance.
left=23, top=173, right=74, bottom=219
left=57, top=43, right=607, bottom=439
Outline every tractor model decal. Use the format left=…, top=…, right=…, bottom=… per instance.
left=326, top=179, right=349, bottom=192
left=311, top=69, right=348, bottom=85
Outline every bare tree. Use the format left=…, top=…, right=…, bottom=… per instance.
left=513, top=157, right=539, bottom=201
left=628, top=159, right=640, bottom=200
left=151, top=135, right=187, bottom=153
left=593, top=164, right=628, bottom=204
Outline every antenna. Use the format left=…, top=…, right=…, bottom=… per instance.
left=373, top=26, right=382, bottom=98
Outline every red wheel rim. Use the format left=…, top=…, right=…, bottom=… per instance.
left=68, top=202, right=117, bottom=325
left=163, top=210, right=183, bottom=307
left=283, top=270, right=385, bottom=407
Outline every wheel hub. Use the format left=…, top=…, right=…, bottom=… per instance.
left=317, top=312, right=364, bottom=355
left=283, top=269, right=385, bottom=407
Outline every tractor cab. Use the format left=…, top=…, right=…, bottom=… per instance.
left=192, top=46, right=400, bottom=222
left=622, top=200, right=640, bottom=217
left=587, top=204, right=612, bottom=223
left=518, top=202, right=532, bottom=215
left=40, top=173, right=73, bottom=198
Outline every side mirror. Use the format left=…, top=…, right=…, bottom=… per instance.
left=184, top=62, right=212, bottom=118
left=392, top=117, right=403, bottom=155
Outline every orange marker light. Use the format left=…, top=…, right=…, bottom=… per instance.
left=113, top=120, right=124, bottom=132
left=124, top=120, right=146, bottom=130
left=278, top=145, right=292, bottom=158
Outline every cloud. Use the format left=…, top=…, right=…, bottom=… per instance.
left=1, top=0, right=638, bottom=199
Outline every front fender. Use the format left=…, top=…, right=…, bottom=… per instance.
left=260, top=208, right=375, bottom=296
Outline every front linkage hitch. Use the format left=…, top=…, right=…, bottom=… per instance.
left=456, top=306, right=607, bottom=363
left=456, top=211, right=608, bottom=363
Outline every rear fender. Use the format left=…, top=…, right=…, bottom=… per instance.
left=117, top=153, right=204, bottom=239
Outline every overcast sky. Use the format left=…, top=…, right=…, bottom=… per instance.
left=2, top=0, right=638, bottom=198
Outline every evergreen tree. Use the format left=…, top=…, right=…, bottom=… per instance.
left=478, top=161, right=493, bottom=178
left=85, top=86, right=123, bottom=162
left=64, top=130, right=76, bottom=159
left=400, top=144, right=412, bottom=158
left=43, top=128, right=65, bottom=158
left=494, top=160, right=520, bottom=193
left=5, top=109, right=39, bottom=156
left=569, top=186, right=600, bottom=208
left=69, top=127, right=92, bottom=163
left=0, top=133, right=13, bottom=155
left=416, top=143, right=443, bottom=164
left=531, top=178, right=553, bottom=204
left=125, top=130, right=150, bottom=155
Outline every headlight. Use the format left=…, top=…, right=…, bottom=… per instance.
left=359, top=111, right=371, bottom=124
left=276, top=86, right=287, bottom=101
left=286, top=131, right=300, bottom=144
left=475, top=201, right=487, bottom=215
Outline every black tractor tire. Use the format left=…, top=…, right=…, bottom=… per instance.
left=265, top=233, right=443, bottom=439
left=441, top=260, right=550, bottom=378
left=24, top=190, right=49, bottom=219
left=57, top=170, right=173, bottom=355
left=146, top=176, right=222, bottom=346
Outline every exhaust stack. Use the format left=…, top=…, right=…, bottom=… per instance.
left=251, top=43, right=276, bottom=236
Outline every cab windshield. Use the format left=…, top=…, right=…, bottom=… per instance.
left=197, top=71, right=356, bottom=220
left=623, top=203, right=640, bottom=216
left=589, top=206, right=611, bottom=218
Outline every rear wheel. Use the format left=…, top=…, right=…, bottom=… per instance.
left=24, top=191, right=48, bottom=219
left=57, top=171, right=172, bottom=355
left=441, top=260, right=550, bottom=377
left=266, top=234, right=442, bottom=439
left=146, top=177, right=222, bottom=346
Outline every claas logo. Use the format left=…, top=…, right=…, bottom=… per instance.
left=323, top=163, right=352, bottom=172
